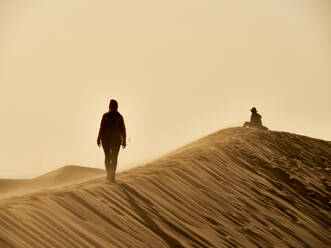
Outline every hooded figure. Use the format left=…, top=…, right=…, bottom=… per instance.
left=97, top=99, right=126, bottom=182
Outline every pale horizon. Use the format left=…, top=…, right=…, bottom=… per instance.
left=1, top=0, right=330, bottom=179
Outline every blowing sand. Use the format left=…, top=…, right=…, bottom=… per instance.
left=0, top=166, right=105, bottom=200
left=0, top=127, right=330, bottom=248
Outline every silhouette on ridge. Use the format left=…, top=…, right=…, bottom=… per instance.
left=97, top=99, right=126, bottom=182
left=243, top=107, right=268, bottom=130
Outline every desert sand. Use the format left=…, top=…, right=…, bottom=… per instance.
left=0, top=127, right=330, bottom=248
left=0, top=166, right=105, bottom=200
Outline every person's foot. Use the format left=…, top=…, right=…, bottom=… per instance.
left=109, top=172, right=116, bottom=183
left=104, top=177, right=115, bottom=184
left=105, top=172, right=115, bottom=183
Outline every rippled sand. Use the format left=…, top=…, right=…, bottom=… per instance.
left=0, top=127, right=330, bottom=248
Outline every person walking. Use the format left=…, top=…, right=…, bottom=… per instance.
left=97, top=99, right=126, bottom=182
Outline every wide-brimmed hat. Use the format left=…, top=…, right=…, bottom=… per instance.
left=250, top=107, right=257, bottom=113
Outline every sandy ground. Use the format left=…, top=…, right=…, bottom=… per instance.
left=0, top=127, right=330, bottom=248
left=0, top=166, right=105, bottom=200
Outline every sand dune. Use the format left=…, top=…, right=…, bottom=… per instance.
left=0, top=127, right=330, bottom=248
left=0, top=166, right=105, bottom=200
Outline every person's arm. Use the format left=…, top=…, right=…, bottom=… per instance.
left=97, top=115, right=105, bottom=146
left=257, top=114, right=262, bottom=126
left=120, top=115, right=126, bottom=148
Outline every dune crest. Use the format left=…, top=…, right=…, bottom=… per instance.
left=0, top=127, right=330, bottom=248
left=0, top=165, right=105, bottom=200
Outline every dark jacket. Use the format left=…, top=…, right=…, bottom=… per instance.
left=98, top=100, right=126, bottom=145
left=250, top=112, right=262, bottom=127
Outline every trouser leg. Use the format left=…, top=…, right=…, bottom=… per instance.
left=109, top=143, right=121, bottom=182
left=102, top=144, right=111, bottom=180
left=105, top=156, right=111, bottom=180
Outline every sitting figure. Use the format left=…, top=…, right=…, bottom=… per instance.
left=243, top=107, right=268, bottom=130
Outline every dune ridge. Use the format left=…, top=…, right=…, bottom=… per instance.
left=0, top=165, right=105, bottom=200
left=0, top=127, right=330, bottom=248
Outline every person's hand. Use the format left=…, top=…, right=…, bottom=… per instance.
left=97, top=138, right=101, bottom=147
left=121, top=140, right=126, bottom=149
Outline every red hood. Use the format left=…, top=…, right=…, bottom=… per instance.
left=109, top=99, right=118, bottom=111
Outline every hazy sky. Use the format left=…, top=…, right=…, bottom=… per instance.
left=1, top=0, right=330, bottom=178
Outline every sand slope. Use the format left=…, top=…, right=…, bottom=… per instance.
left=0, top=166, right=105, bottom=200
left=0, top=127, right=330, bottom=248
